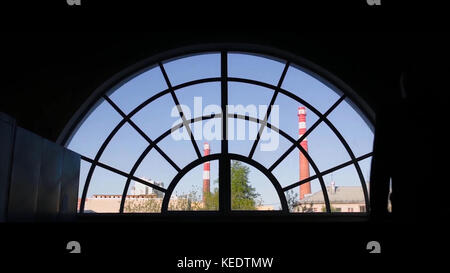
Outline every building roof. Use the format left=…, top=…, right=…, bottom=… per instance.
left=298, top=186, right=365, bottom=204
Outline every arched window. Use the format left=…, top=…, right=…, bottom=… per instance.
left=60, top=44, right=374, bottom=215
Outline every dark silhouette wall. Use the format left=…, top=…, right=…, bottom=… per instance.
left=0, top=113, right=80, bottom=222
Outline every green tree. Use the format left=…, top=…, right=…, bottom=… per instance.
left=124, top=197, right=161, bottom=213
left=230, top=160, right=260, bottom=210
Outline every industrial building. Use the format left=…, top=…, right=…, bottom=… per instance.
left=295, top=184, right=366, bottom=213
left=81, top=179, right=163, bottom=213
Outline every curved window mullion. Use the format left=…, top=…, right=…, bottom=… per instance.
left=161, top=154, right=220, bottom=213
left=160, top=153, right=289, bottom=213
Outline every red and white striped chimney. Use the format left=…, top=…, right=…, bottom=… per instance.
left=298, top=107, right=311, bottom=200
left=203, top=142, right=210, bottom=203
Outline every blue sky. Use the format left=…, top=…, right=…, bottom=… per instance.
left=68, top=52, right=374, bottom=211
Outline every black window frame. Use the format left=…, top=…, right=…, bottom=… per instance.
left=57, top=43, right=376, bottom=221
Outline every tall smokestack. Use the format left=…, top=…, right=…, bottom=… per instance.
left=298, top=107, right=311, bottom=200
left=203, top=142, right=210, bottom=203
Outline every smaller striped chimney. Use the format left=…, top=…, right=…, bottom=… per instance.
left=203, top=142, right=210, bottom=203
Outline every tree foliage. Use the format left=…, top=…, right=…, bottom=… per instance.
left=230, top=161, right=261, bottom=210
left=124, top=197, right=161, bottom=212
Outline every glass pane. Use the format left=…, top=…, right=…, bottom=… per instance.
left=228, top=53, right=286, bottom=85
left=285, top=179, right=325, bottom=213
left=175, top=82, right=221, bottom=119
left=228, top=82, right=274, bottom=120
left=84, top=165, right=126, bottom=213
left=163, top=53, right=221, bottom=86
left=67, top=99, right=122, bottom=159
left=231, top=161, right=281, bottom=211
left=327, top=98, right=374, bottom=157
left=108, top=66, right=168, bottom=114
left=156, top=132, right=199, bottom=169
left=168, top=160, right=219, bottom=211
left=282, top=65, right=342, bottom=113
left=227, top=118, right=259, bottom=157
left=100, top=122, right=148, bottom=172
left=131, top=92, right=178, bottom=140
